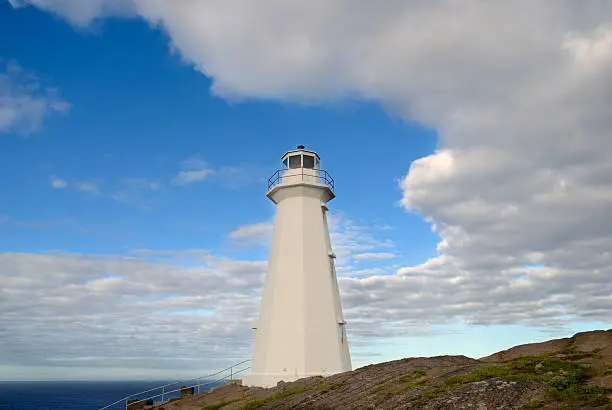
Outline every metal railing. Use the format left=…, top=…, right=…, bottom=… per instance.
left=99, top=360, right=251, bottom=410
left=267, top=168, right=335, bottom=191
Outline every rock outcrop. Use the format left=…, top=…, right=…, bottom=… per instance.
left=155, top=329, right=612, bottom=409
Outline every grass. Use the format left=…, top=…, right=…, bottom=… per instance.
left=548, top=384, right=612, bottom=407
left=411, top=378, right=429, bottom=387
left=399, top=369, right=427, bottom=383
left=423, top=386, right=446, bottom=399
left=418, top=352, right=612, bottom=407
left=214, top=354, right=612, bottom=408
left=445, top=366, right=528, bottom=386
left=399, top=374, right=416, bottom=383
left=371, top=384, right=388, bottom=393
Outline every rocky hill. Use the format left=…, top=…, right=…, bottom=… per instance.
left=153, top=329, right=612, bottom=409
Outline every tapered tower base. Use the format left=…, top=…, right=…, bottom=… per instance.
left=243, top=147, right=351, bottom=388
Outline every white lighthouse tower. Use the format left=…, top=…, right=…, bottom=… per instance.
left=242, top=145, right=352, bottom=388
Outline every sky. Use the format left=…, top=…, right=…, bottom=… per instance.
left=1, top=0, right=611, bottom=381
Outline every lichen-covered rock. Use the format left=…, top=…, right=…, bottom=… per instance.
left=418, top=378, right=546, bottom=410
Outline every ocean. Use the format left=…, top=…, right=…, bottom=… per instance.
left=0, top=380, right=223, bottom=410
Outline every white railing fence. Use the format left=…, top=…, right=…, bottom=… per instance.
left=99, top=360, right=251, bottom=410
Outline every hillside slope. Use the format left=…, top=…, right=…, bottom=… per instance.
left=155, top=329, right=612, bottom=409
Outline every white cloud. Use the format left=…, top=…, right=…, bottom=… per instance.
left=174, top=169, right=214, bottom=184
left=0, top=250, right=265, bottom=379
left=112, top=178, right=161, bottom=205
left=213, top=164, right=269, bottom=189
left=227, top=214, right=397, bottom=270
left=49, top=176, right=164, bottom=204
left=120, top=178, right=160, bottom=191
left=7, top=0, right=134, bottom=26
left=73, top=181, right=100, bottom=194
left=328, top=213, right=395, bottom=270
left=353, top=252, right=397, bottom=261
left=0, top=215, right=79, bottom=230
left=171, top=156, right=265, bottom=188
left=0, top=60, right=69, bottom=134
left=9, top=0, right=612, bottom=363
left=172, top=156, right=214, bottom=185
left=50, top=177, right=68, bottom=189
left=228, top=222, right=274, bottom=244
left=0, top=213, right=398, bottom=379
left=50, top=177, right=100, bottom=195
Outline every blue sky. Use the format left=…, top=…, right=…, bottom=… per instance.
left=0, top=1, right=436, bottom=260
left=1, top=1, right=611, bottom=381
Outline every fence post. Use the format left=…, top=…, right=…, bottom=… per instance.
left=161, top=386, right=165, bottom=403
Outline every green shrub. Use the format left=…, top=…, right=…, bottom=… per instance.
left=445, top=366, right=510, bottom=386
left=548, top=384, right=612, bottom=406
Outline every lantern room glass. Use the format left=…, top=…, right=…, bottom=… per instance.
left=288, top=155, right=301, bottom=169
left=303, top=155, right=315, bottom=169
left=282, top=151, right=321, bottom=170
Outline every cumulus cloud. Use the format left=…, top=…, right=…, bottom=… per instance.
left=0, top=60, right=69, bottom=134
left=111, top=0, right=610, bottom=331
left=8, top=0, right=612, bottom=363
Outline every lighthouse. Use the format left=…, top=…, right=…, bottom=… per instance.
left=242, top=145, right=352, bottom=388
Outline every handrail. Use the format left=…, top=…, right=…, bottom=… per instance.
left=99, top=359, right=251, bottom=410
left=121, top=365, right=251, bottom=409
left=267, top=168, right=335, bottom=191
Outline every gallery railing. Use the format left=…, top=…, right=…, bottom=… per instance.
left=267, top=168, right=335, bottom=191
left=99, top=360, right=251, bottom=410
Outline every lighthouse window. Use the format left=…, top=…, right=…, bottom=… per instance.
left=288, top=155, right=301, bottom=169
left=282, top=158, right=288, bottom=168
left=303, top=155, right=315, bottom=169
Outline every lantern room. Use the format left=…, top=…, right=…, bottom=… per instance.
left=281, top=145, right=320, bottom=170
left=266, top=145, right=335, bottom=198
